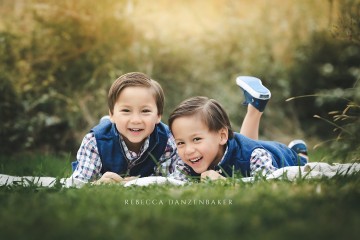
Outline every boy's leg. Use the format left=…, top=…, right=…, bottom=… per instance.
left=236, top=76, right=271, bottom=140
left=240, top=104, right=263, bottom=140
left=100, top=115, right=111, bottom=123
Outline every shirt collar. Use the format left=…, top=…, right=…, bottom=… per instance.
left=119, top=135, right=150, bottom=161
left=218, top=144, right=228, bottom=166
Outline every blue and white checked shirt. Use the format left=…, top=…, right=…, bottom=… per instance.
left=72, top=132, right=188, bottom=182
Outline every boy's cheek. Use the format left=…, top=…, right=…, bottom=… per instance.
left=176, top=150, right=184, bottom=161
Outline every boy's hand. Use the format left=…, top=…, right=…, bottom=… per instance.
left=93, top=172, right=123, bottom=185
left=201, top=170, right=226, bottom=181
left=93, top=172, right=140, bottom=185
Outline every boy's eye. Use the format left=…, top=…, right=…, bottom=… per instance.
left=121, top=109, right=130, bottom=112
left=193, top=137, right=201, bottom=142
left=142, top=109, right=151, bottom=113
left=176, top=141, right=184, bottom=147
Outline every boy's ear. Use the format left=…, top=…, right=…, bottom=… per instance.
left=219, top=128, right=228, bottom=145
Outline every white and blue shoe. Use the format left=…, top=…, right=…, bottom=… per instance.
left=288, top=139, right=309, bottom=164
left=236, top=76, right=271, bottom=112
left=288, top=139, right=308, bottom=156
left=100, top=115, right=111, bottom=123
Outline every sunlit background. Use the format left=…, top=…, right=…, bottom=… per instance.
left=0, top=0, right=359, bottom=160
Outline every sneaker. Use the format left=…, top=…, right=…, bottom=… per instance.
left=288, top=139, right=308, bottom=155
left=236, top=76, right=271, bottom=112
left=100, top=115, right=111, bottom=123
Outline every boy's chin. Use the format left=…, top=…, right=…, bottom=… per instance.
left=123, top=136, right=146, bottom=147
left=185, top=159, right=211, bottom=174
left=193, top=166, right=208, bottom=175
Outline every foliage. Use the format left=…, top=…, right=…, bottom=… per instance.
left=0, top=71, right=24, bottom=153
left=0, top=153, right=72, bottom=177
left=328, top=0, right=360, bottom=161
left=0, top=0, right=137, bottom=153
left=0, top=0, right=356, bottom=156
left=289, top=0, right=360, bottom=161
left=289, top=32, right=359, bottom=138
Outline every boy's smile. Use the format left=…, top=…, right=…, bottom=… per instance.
left=110, top=86, right=161, bottom=153
left=171, top=115, right=227, bottom=174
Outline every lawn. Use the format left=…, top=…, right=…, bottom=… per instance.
left=0, top=153, right=359, bottom=240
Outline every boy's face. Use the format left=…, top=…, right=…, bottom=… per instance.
left=110, top=86, right=161, bottom=152
left=171, top=115, right=228, bottom=174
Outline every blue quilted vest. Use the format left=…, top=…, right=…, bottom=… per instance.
left=72, top=119, right=170, bottom=177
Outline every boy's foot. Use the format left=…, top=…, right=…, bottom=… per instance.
left=288, top=139, right=308, bottom=155
left=236, top=76, right=271, bottom=112
left=288, top=139, right=309, bottom=164
left=100, top=115, right=111, bottom=123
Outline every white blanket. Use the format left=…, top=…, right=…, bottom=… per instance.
left=0, top=162, right=359, bottom=188
left=267, top=162, right=360, bottom=180
left=0, top=174, right=79, bottom=188
left=0, top=174, right=185, bottom=188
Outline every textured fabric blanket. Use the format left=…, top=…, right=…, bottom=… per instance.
left=0, top=174, right=185, bottom=188
left=266, top=162, right=360, bottom=180
left=1, top=162, right=359, bottom=188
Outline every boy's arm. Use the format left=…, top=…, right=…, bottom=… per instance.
left=168, top=156, right=191, bottom=182
left=250, top=148, right=277, bottom=176
left=72, top=132, right=103, bottom=183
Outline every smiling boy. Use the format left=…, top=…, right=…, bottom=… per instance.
left=72, top=72, right=186, bottom=183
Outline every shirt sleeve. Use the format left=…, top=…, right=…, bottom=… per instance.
left=154, top=133, right=190, bottom=181
left=250, top=148, right=277, bottom=177
left=71, top=132, right=102, bottom=182
left=168, top=158, right=192, bottom=182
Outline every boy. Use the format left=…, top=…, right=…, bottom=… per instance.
left=72, top=72, right=186, bottom=184
left=72, top=73, right=279, bottom=184
left=169, top=76, right=308, bottom=181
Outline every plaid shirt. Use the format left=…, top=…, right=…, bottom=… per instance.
left=249, top=148, right=277, bottom=176
left=72, top=132, right=188, bottom=182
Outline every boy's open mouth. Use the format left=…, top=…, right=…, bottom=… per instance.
left=189, top=156, right=202, bottom=164
left=129, top=128, right=143, bottom=132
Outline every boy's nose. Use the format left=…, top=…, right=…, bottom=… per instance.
left=130, top=113, right=142, bottom=123
left=184, top=144, right=195, bottom=155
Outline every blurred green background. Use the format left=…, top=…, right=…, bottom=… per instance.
left=0, top=0, right=359, bottom=161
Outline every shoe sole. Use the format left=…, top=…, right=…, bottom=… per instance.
left=288, top=139, right=307, bottom=149
left=236, top=76, right=271, bottom=100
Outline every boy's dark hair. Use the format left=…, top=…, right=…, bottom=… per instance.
left=108, top=72, right=164, bottom=115
left=168, top=96, right=234, bottom=139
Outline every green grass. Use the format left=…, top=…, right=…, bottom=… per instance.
left=0, top=153, right=72, bottom=177
left=0, top=154, right=359, bottom=240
